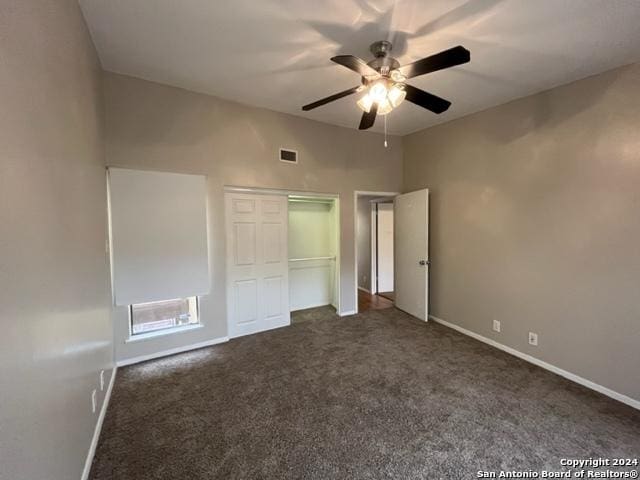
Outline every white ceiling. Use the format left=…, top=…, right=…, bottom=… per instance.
left=80, top=0, right=640, bottom=135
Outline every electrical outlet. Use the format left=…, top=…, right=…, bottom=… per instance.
left=492, top=319, right=501, bottom=333
left=91, top=390, right=97, bottom=413
left=528, top=332, right=538, bottom=346
left=100, top=370, right=105, bottom=391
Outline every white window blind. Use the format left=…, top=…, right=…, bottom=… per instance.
left=108, top=168, right=210, bottom=306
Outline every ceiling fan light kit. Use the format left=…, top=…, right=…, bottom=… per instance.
left=356, top=79, right=406, bottom=115
left=302, top=40, right=470, bottom=130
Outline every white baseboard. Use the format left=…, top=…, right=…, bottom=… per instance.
left=81, top=366, right=117, bottom=480
left=357, top=286, right=370, bottom=293
left=291, top=301, right=333, bottom=312
left=429, top=315, right=640, bottom=411
left=230, top=320, right=290, bottom=339
left=339, top=309, right=357, bottom=317
left=116, top=336, right=229, bottom=367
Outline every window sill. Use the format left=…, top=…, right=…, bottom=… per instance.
left=125, top=324, right=204, bottom=343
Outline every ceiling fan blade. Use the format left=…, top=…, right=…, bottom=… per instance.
left=358, top=102, right=378, bottom=130
left=331, top=55, right=379, bottom=77
left=404, top=84, right=451, bottom=114
left=302, top=86, right=361, bottom=111
left=397, top=45, right=470, bottom=79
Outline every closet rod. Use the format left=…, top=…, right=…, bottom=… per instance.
left=288, top=198, right=334, bottom=204
left=288, top=256, right=336, bottom=262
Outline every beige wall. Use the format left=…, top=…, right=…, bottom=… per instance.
left=403, top=63, right=640, bottom=401
left=103, top=72, right=403, bottom=362
left=0, top=1, right=113, bottom=479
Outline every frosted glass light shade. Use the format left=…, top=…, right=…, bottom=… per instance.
left=388, top=84, right=406, bottom=107
left=356, top=82, right=406, bottom=115
left=369, top=82, right=388, bottom=103
left=357, top=93, right=373, bottom=113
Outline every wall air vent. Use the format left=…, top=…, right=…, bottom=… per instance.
left=279, top=148, right=298, bottom=164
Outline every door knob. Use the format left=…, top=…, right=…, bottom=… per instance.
left=419, top=259, right=430, bottom=266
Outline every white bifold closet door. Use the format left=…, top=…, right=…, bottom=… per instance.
left=225, top=193, right=290, bottom=338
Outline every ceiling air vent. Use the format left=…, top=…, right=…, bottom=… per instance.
left=279, top=148, right=298, bottom=164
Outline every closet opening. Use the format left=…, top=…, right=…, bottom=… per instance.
left=224, top=187, right=341, bottom=338
left=288, top=195, right=340, bottom=320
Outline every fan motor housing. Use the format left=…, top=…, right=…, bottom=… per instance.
left=370, top=40, right=392, bottom=57
left=367, top=56, right=400, bottom=74
left=367, top=41, right=400, bottom=75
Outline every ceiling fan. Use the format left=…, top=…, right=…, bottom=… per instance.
left=302, top=41, right=470, bottom=130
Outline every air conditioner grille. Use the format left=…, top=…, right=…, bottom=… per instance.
left=279, top=148, right=298, bottom=163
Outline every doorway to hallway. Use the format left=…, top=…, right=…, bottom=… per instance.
left=354, top=191, right=397, bottom=313
left=354, top=189, right=430, bottom=318
left=374, top=201, right=394, bottom=301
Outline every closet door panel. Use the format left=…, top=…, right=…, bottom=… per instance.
left=226, top=193, right=289, bottom=338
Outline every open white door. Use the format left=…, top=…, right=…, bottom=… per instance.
left=225, top=192, right=290, bottom=338
left=394, top=189, right=429, bottom=321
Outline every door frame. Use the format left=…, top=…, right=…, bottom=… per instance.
left=224, top=186, right=343, bottom=321
left=353, top=191, right=399, bottom=314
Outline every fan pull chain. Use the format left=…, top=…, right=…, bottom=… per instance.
left=384, top=114, right=388, bottom=148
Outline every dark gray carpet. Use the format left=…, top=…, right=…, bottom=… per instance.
left=90, top=307, right=640, bottom=479
left=290, top=305, right=336, bottom=324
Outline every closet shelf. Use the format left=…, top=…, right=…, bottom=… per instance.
left=288, top=256, right=336, bottom=262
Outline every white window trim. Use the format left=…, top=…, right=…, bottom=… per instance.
left=125, top=323, right=204, bottom=343
left=126, top=296, right=201, bottom=343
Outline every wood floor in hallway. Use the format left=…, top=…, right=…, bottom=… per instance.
left=357, top=289, right=394, bottom=312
